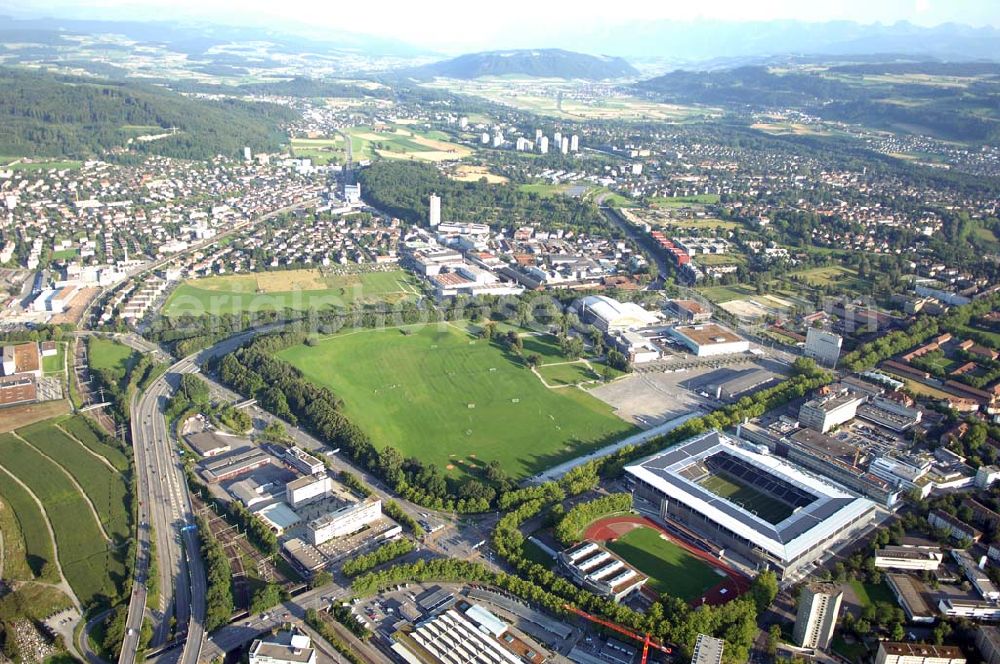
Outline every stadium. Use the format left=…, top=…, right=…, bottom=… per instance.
left=625, top=430, right=877, bottom=579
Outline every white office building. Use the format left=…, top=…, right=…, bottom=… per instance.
left=794, top=582, right=843, bottom=650
left=875, top=545, right=943, bottom=571
left=805, top=328, right=843, bottom=367
left=307, top=497, right=381, bottom=545
left=428, top=193, right=441, bottom=227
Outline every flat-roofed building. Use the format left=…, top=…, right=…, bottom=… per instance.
left=939, top=598, right=1000, bottom=620
left=249, top=632, right=316, bottom=664
left=885, top=573, right=937, bottom=624
left=670, top=323, right=749, bottom=357
left=799, top=387, right=866, bottom=433
left=0, top=374, right=37, bottom=406
left=952, top=549, right=1000, bottom=601
left=975, top=626, right=1000, bottom=664
left=928, top=509, right=982, bottom=543
left=256, top=502, right=301, bottom=535
left=692, top=634, right=725, bottom=664
left=286, top=474, right=332, bottom=508
left=185, top=431, right=233, bottom=457
left=282, top=538, right=326, bottom=576
left=307, top=497, right=381, bottom=546
left=876, top=545, right=943, bottom=571
left=875, top=642, right=965, bottom=664
left=794, top=582, right=843, bottom=650
left=202, top=449, right=272, bottom=483
left=10, top=342, right=41, bottom=378
left=668, top=299, right=712, bottom=323
left=283, top=446, right=324, bottom=476
left=805, top=328, right=843, bottom=367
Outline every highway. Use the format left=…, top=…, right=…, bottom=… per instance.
left=121, top=358, right=207, bottom=664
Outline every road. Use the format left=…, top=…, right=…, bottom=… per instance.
left=120, top=357, right=207, bottom=664
left=528, top=411, right=702, bottom=483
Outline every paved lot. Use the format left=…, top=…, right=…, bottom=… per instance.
left=589, top=367, right=714, bottom=427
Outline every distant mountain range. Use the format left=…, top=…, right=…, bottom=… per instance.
left=405, top=49, right=639, bottom=80
left=553, top=20, right=1000, bottom=63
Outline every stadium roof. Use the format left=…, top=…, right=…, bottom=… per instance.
left=625, top=431, right=875, bottom=562
left=576, top=295, right=661, bottom=329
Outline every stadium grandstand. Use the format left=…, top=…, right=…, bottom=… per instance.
left=625, top=430, right=877, bottom=579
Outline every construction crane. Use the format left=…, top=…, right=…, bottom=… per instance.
left=563, top=604, right=673, bottom=664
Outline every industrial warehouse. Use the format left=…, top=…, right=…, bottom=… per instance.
left=625, top=430, right=877, bottom=579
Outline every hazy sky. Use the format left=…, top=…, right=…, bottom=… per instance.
left=4, top=0, right=999, bottom=51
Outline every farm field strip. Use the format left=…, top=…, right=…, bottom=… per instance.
left=0, top=433, right=124, bottom=608
left=57, top=416, right=130, bottom=472
left=0, top=471, right=57, bottom=582
left=16, top=422, right=130, bottom=540
left=162, top=268, right=421, bottom=317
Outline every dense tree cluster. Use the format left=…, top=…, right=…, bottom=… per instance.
left=358, top=161, right=611, bottom=234
left=0, top=66, right=295, bottom=159
left=197, top=515, right=234, bottom=632
left=341, top=539, right=415, bottom=577
left=553, top=493, right=632, bottom=546
left=304, top=609, right=366, bottom=664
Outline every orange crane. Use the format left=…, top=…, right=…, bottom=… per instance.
left=563, top=604, right=673, bottom=664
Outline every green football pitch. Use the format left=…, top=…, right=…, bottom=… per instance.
left=698, top=472, right=794, bottom=524
left=606, top=526, right=723, bottom=601
left=277, top=324, right=636, bottom=479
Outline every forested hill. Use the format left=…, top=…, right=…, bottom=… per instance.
left=0, top=67, right=295, bottom=160
left=636, top=65, right=1000, bottom=144
left=409, top=49, right=637, bottom=80
left=357, top=161, right=609, bottom=234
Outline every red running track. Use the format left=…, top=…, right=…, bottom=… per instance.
left=584, top=514, right=750, bottom=607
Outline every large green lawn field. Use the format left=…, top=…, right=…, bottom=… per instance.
left=606, top=526, right=723, bottom=601
left=699, top=473, right=794, bottom=524
left=537, top=361, right=600, bottom=386
left=277, top=324, right=636, bottom=478
left=18, top=421, right=131, bottom=541
left=87, top=338, right=135, bottom=373
left=0, top=432, right=126, bottom=609
left=163, top=269, right=422, bottom=317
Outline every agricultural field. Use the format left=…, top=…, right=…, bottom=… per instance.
left=0, top=430, right=128, bottom=609
left=605, top=526, right=722, bottom=601
left=162, top=268, right=423, bottom=317
left=277, top=324, right=636, bottom=479
left=0, top=470, right=58, bottom=582
left=347, top=125, right=473, bottom=162
left=699, top=472, right=794, bottom=524
left=446, top=164, right=509, bottom=184
left=422, top=79, right=719, bottom=122
left=649, top=194, right=721, bottom=207
left=17, top=420, right=131, bottom=540
left=0, top=400, right=72, bottom=433
left=59, top=415, right=130, bottom=471
left=290, top=136, right=346, bottom=165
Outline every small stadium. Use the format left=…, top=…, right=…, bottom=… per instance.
left=584, top=515, right=747, bottom=605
